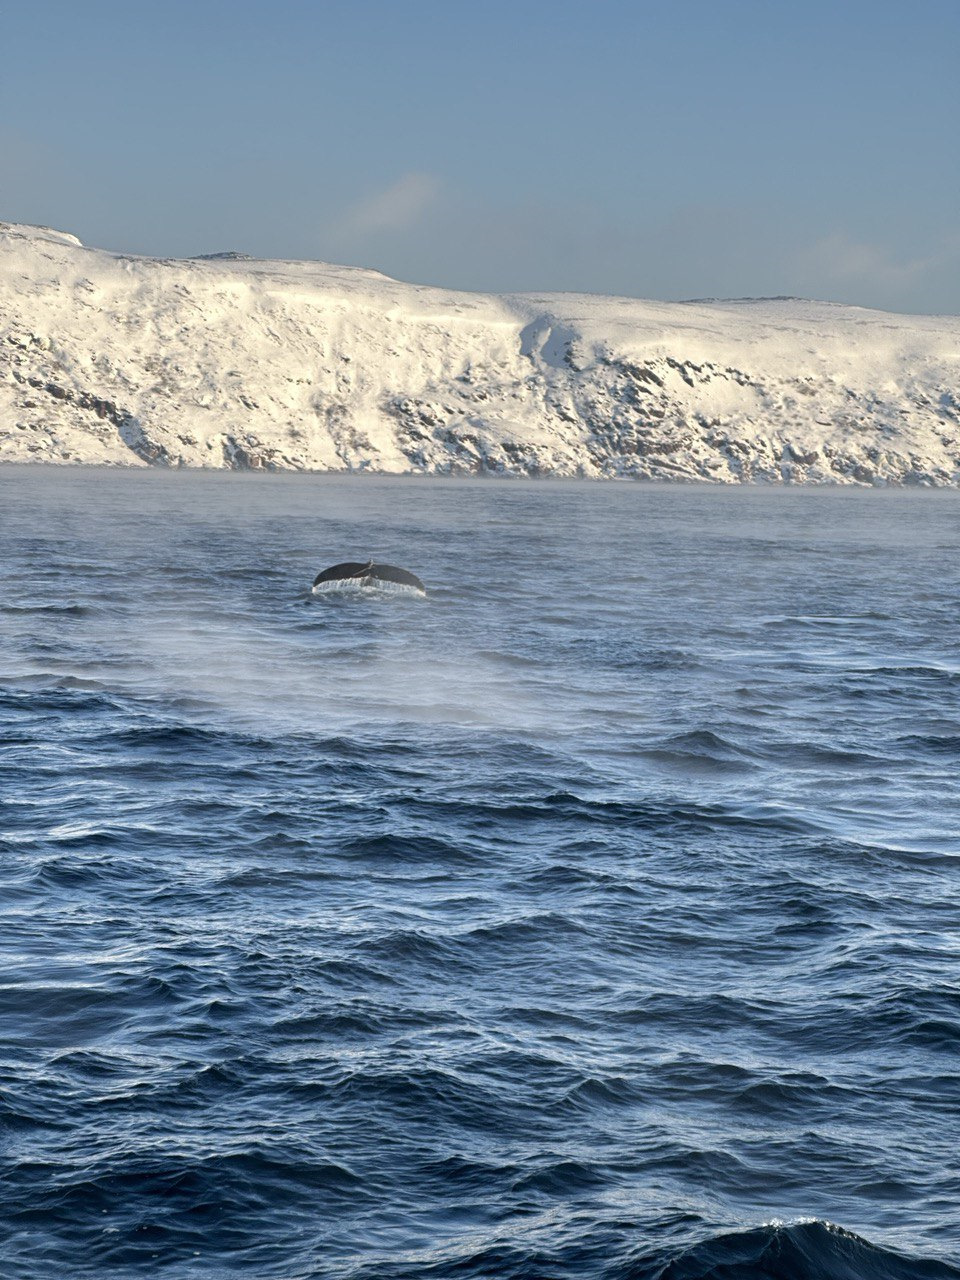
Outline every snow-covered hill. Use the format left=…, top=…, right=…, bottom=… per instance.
left=2, top=221, right=959, bottom=482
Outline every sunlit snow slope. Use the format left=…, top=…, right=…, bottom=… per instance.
left=2, top=222, right=958, bottom=482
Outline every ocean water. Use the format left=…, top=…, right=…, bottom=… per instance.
left=1, top=468, right=959, bottom=1280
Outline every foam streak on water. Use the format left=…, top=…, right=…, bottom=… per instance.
left=1, top=469, right=959, bottom=1280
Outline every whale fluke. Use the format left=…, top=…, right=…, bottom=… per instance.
left=312, top=561, right=426, bottom=594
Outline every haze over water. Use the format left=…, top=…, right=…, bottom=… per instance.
left=2, top=470, right=959, bottom=1279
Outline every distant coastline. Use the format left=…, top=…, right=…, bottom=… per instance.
left=3, top=222, right=959, bottom=486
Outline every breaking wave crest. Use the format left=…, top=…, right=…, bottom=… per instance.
left=630, top=1221, right=960, bottom=1280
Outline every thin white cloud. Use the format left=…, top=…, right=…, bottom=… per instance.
left=342, top=172, right=442, bottom=236
left=800, top=232, right=942, bottom=288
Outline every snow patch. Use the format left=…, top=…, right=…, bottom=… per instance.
left=0, top=222, right=83, bottom=248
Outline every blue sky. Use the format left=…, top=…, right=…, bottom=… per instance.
left=3, top=0, right=958, bottom=311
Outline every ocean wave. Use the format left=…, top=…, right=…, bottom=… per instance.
left=629, top=1220, right=960, bottom=1280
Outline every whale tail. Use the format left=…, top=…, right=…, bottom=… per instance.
left=311, top=561, right=426, bottom=595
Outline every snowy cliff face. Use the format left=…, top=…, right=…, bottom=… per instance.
left=2, top=221, right=959, bottom=483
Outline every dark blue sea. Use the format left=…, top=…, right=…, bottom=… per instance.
left=2, top=468, right=959, bottom=1280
